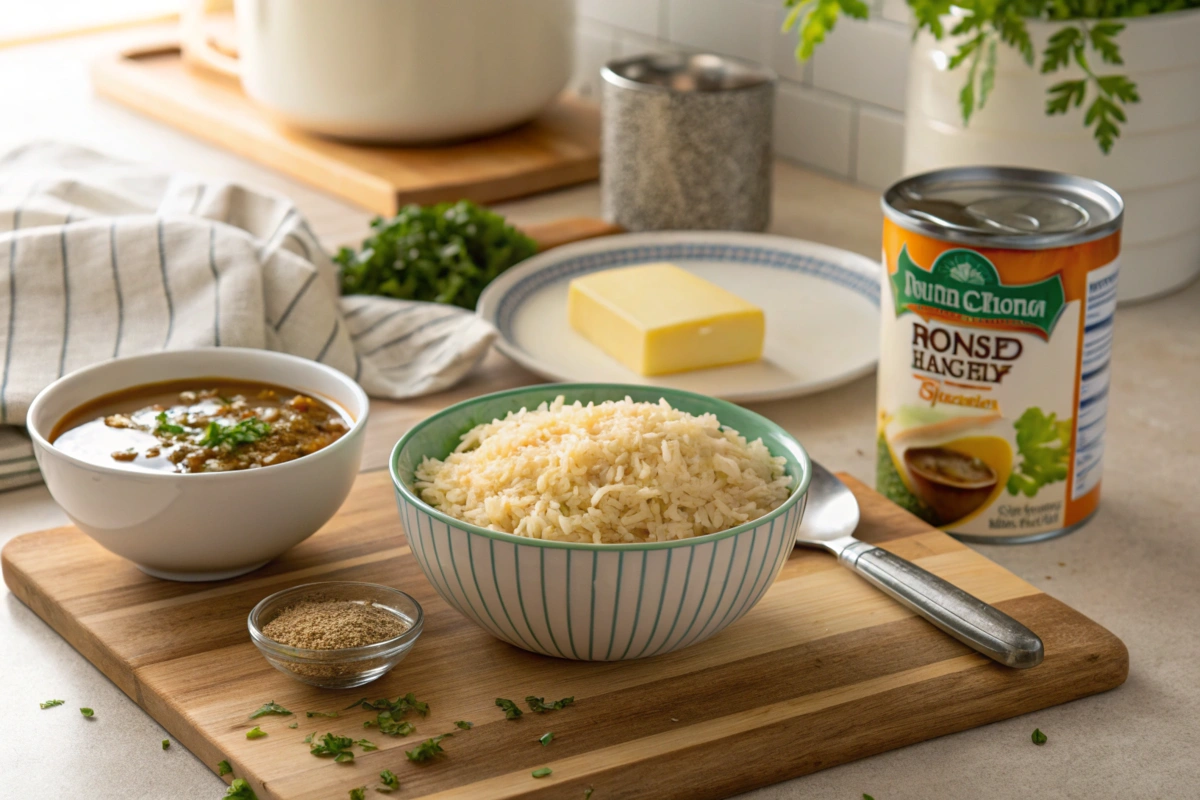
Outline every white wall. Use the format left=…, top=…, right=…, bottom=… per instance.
left=572, top=0, right=913, bottom=190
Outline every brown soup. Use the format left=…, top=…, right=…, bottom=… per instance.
left=51, top=379, right=351, bottom=474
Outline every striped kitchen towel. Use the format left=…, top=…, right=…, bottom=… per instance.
left=0, top=142, right=496, bottom=491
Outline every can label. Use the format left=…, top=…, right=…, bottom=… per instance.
left=877, top=219, right=1120, bottom=538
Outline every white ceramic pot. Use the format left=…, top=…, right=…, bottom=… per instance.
left=26, top=349, right=368, bottom=582
left=391, top=384, right=812, bottom=660
left=184, top=0, right=575, bottom=143
left=904, top=8, right=1200, bottom=302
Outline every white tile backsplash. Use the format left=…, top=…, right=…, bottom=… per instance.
left=774, top=82, right=854, bottom=177
left=573, top=0, right=913, bottom=186
left=577, top=0, right=663, bottom=37
left=665, top=0, right=776, bottom=63
left=810, top=19, right=910, bottom=112
left=854, top=105, right=906, bottom=189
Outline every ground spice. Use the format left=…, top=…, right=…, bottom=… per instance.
left=263, top=597, right=408, bottom=650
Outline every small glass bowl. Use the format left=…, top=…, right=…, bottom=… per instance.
left=248, top=581, right=423, bottom=689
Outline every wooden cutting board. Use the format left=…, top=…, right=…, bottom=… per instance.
left=90, top=44, right=601, bottom=215
left=2, top=472, right=1126, bottom=800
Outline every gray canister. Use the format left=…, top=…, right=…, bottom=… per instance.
left=600, top=53, right=776, bottom=232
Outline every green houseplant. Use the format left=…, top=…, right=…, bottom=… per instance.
left=782, top=0, right=1200, bottom=153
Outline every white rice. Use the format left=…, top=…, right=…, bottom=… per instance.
left=415, top=396, right=792, bottom=544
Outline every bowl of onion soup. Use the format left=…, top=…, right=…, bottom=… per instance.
left=27, top=348, right=368, bottom=581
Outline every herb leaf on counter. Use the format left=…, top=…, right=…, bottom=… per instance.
left=539, top=732, right=554, bottom=746
left=349, top=788, right=366, bottom=800
left=217, top=760, right=232, bottom=776
left=496, top=698, right=523, bottom=720
left=1032, top=728, right=1048, bottom=745
left=162, top=739, right=170, bottom=750
left=306, top=710, right=338, bottom=718
left=363, top=713, right=416, bottom=737
left=80, top=707, right=95, bottom=717
left=223, top=778, right=259, bottom=800
left=336, top=201, right=538, bottom=310
left=526, top=696, right=574, bottom=713
left=345, top=692, right=429, bottom=717
left=378, top=769, right=400, bottom=792
left=405, top=733, right=451, bottom=763
left=40, top=699, right=65, bottom=709
left=245, top=726, right=267, bottom=739
left=249, top=701, right=292, bottom=719
left=310, top=732, right=356, bottom=760
left=355, top=738, right=378, bottom=752
left=532, top=767, right=552, bottom=779
left=454, top=720, right=474, bottom=730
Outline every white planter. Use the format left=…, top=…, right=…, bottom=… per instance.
left=903, top=8, right=1200, bottom=302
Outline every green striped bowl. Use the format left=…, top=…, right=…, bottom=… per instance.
left=390, top=384, right=811, bottom=661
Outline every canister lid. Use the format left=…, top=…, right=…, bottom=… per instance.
left=883, top=166, right=1124, bottom=249
left=601, top=53, right=776, bottom=94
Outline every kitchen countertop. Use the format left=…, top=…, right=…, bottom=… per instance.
left=2, top=27, right=1198, bottom=800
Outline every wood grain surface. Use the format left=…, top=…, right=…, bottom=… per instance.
left=90, top=44, right=601, bottom=215
left=1, top=471, right=1127, bottom=800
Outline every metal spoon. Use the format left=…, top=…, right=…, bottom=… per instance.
left=797, top=462, right=1044, bottom=669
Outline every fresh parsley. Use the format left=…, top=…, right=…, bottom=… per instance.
left=378, top=769, right=400, bottom=792
left=336, top=200, right=538, bottom=310
left=154, top=411, right=185, bottom=435
left=349, top=788, right=366, bottom=800
left=249, top=701, right=292, bottom=719
left=1007, top=407, right=1072, bottom=497
left=306, top=711, right=338, bottom=718
left=363, top=713, right=416, bottom=737
left=405, top=734, right=451, bottom=763
left=539, top=732, right=554, bottom=746
left=80, top=707, right=95, bottom=718
left=39, top=699, right=65, bottom=709
left=532, top=767, right=552, bottom=779
left=245, top=726, right=267, bottom=740
left=162, top=739, right=170, bottom=750
left=526, top=696, right=574, bottom=713
left=345, top=693, right=429, bottom=717
left=356, top=738, right=378, bottom=752
left=454, top=720, right=474, bottom=730
left=1032, top=728, right=1048, bottom=745
left=288, top=723, right=298, bottom=729
left=310, top=732, right=356, bottom=761
left=779, top=0, right=1182, bottom=152
left=584, top=788, right=594, bottom=799
left=223, top=778, right=259, bottom=800
left=217, top=760, right=232, bottom=776
left=496, top=698, right=523, bottom=720
left=864, top=795, right=876, bottom=800
left=198, top=417, right=271, bottom=449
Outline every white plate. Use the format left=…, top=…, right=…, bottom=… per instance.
left=477, top=231, right=881, bottom=402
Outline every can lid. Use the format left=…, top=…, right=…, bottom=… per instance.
left=883, top=166, right=1123, bottom=249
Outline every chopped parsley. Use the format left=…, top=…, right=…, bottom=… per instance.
left=864, top=795, right=876, bottom=800
left=217, top=760, right=232, bottom=776
left=154, top=411, right=186, bottom=435
left=584, top=787, right=593, bottom=799
left=363, top=711, right=416, bottom=736
left=454, top=720, right=474, bottom=730
left=378, top=769, right=400, bottom=792
left=310, top=732, right=356, bottom=761
left=496, top=697, right=523, bottom=720
left=198, top=417, right=271, bottom=449
left=249, top=701, right=292, bottom=719
left=539, top=732, right=554, bottom=746
left=245, top=726, right=267, bottom=739
left=405, top=734, right=451, bottom=763
left=345, top=693, right=429, bottom=717
left=80, top=707, right=95, bottom=718
left=349, top=788, right=366, bottom=800
left=1032, top=728, right=1048, bottom=745
left=527, top=696, right=574, bottom=713
left=306, top=710, right=338, bottom=718
left=288, top=723, right=298, bottom=729
left=223, top=778, right=258, bottom=799
left=162, top=739, right=170, bottom=750
left=356, top=738, right=378, bottom=752
left=39, top=699, right=65, bottom=709
left=532, top=767, right=552, bottom=779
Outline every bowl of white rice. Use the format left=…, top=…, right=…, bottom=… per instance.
left=390, top=384, right=811, bottom=660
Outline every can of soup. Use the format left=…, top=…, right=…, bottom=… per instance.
left=877, top=167, right=1123, bottom=543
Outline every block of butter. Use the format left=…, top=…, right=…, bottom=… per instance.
left=567, top=263, right=765, bottom=376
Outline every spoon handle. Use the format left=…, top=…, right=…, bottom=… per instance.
left=839, top=541, right=1044, bottom=669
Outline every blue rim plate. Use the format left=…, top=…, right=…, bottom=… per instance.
left=476, top=231, right=881, bottom=403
